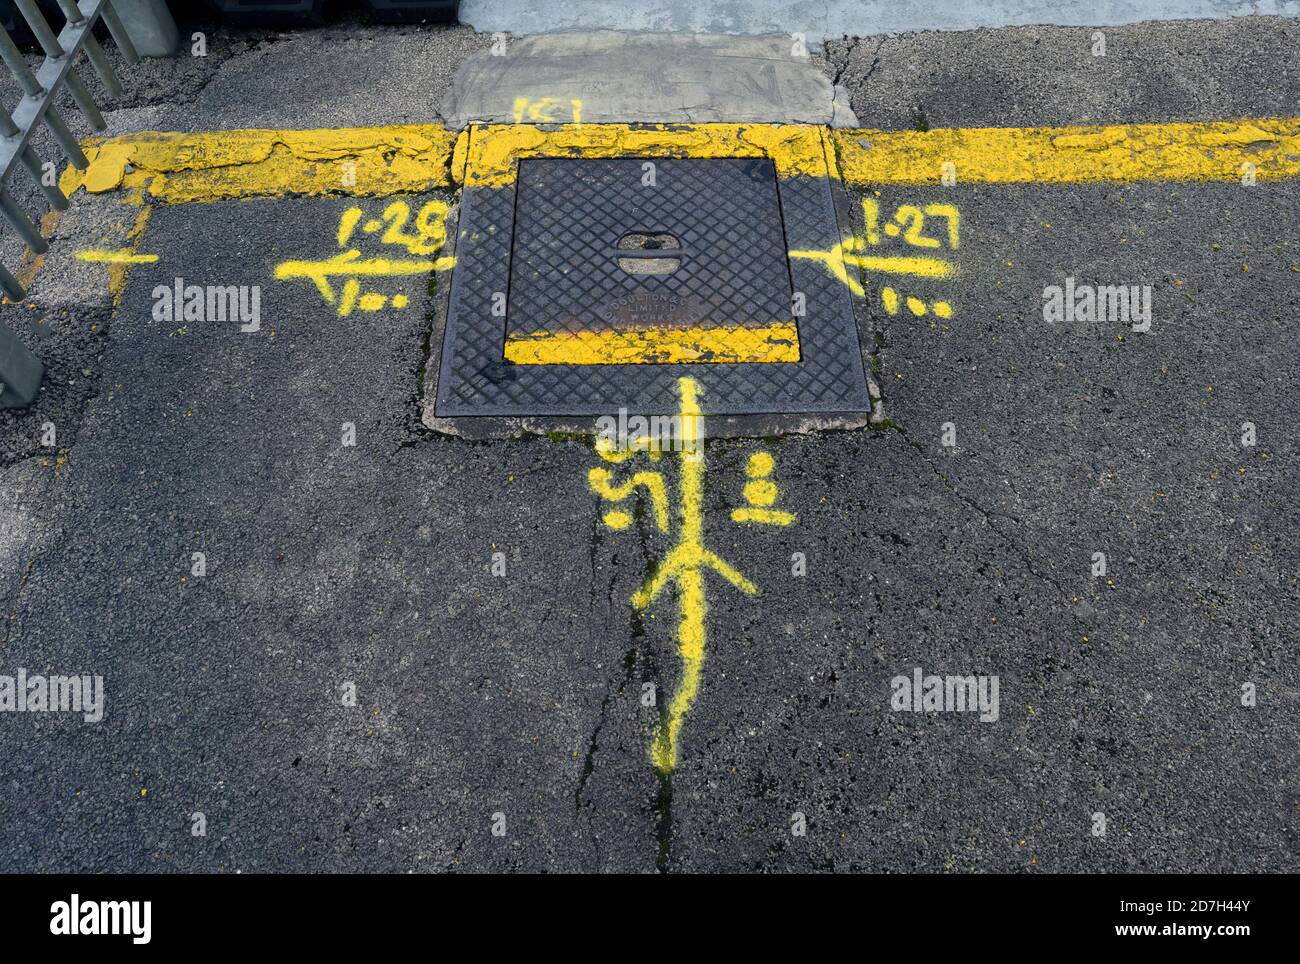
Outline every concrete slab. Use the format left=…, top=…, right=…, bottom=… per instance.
left=440, top=31, right=855, bottom=128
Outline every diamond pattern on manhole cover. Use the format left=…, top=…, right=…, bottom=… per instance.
left=434, top=155, right=870, bottom=417
left=505, top=158, right=796, bottom=366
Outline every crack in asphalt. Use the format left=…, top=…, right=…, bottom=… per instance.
left=574, top=489, right=676, bottom=871
left=828, top=36, right=859, bottom=87
left=574, top=531, right=620, bottom=821
left=857, top=37, right=887, bottom=89
left=891, top=423, right=1088, bottom=626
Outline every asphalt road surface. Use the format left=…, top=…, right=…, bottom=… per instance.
left=0, top=16, right=1296, bottom=873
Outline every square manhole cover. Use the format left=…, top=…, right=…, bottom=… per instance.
left=434, top=152, right=870, bottom=417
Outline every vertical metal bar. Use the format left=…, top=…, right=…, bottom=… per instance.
left=62, top=70, right=106, bottom=130
left=13, top=0, right=65, bottom=59
left=0, top=106, right=70, bottom=211
left=0, top=306, right=44, bottom=408
left=0, top=263, right=26, bottom=301
left=20, top=148, right=70, bottom=211
left=0, top=316, right=43, bottom=410
left=42, top=108, right=89, bottom=169
left=0, top=191, right=49, bottom=254
left=13, top=0, right=106, bottom=130
left=80, top=34, right=124, bottom=98
left=100, top=2, right=141, bottom=64
left=0, top=1, right=160, bottom=388
left=53, top=2, right=117, bottom=123
left=0, top=25, right=45, bottom=98
left=54, top=0, right=88, bottom=25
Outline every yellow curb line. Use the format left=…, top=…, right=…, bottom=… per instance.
left=60, top=125, right=461, bottom=203
left=832, top=118, right=1300, bottom=185
left=54, top=117, right=1300, bottom=207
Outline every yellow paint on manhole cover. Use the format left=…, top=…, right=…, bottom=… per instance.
left=503, top=323, right=800, bottom=365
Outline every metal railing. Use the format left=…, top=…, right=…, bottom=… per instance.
left=1, top=0, right=140, bottom=299
left=0, top=0, right=172, bottom=409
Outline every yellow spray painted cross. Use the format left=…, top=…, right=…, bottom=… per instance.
left=589, top=377, right=795, bottom=773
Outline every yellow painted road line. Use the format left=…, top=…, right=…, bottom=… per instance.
left=68, top=205, right=156, bottom=306
left=55, top=117, right=1300, bottom=207
left=588, top=467, right=670, bottom=530
left=833, top=117, right=1300, bottom=185
left=463, top=123, right=832, bottom=188
left=731, top=507, right=797, bottom=525
left=787, top=241, right=866, bottom=296
left=503, top=322, right=801, bottom=365
left=845, top=252, right=957, bottom=278
left=274, top=254, right=455, bottom=282
left=75, top=250, right=158, bottom=264
left=788, top=245, right=958, bottom=294
left=590, top=378, right=795, bottom=772
left=274, top=251, right=455, bottom=316
left=624, top=377, right=759, bottom=773
left=62, top=126, right=463, bottom=203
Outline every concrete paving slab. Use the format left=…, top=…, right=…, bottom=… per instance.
left=441, top=31, right=854, bottom=128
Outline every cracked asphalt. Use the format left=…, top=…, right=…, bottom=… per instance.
left=0, top=15, right=1297, bottom=872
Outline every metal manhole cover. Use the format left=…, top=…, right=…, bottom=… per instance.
left=434, top=151, right=870, bottom=417
left=505, top=158, right=797, bottom=366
